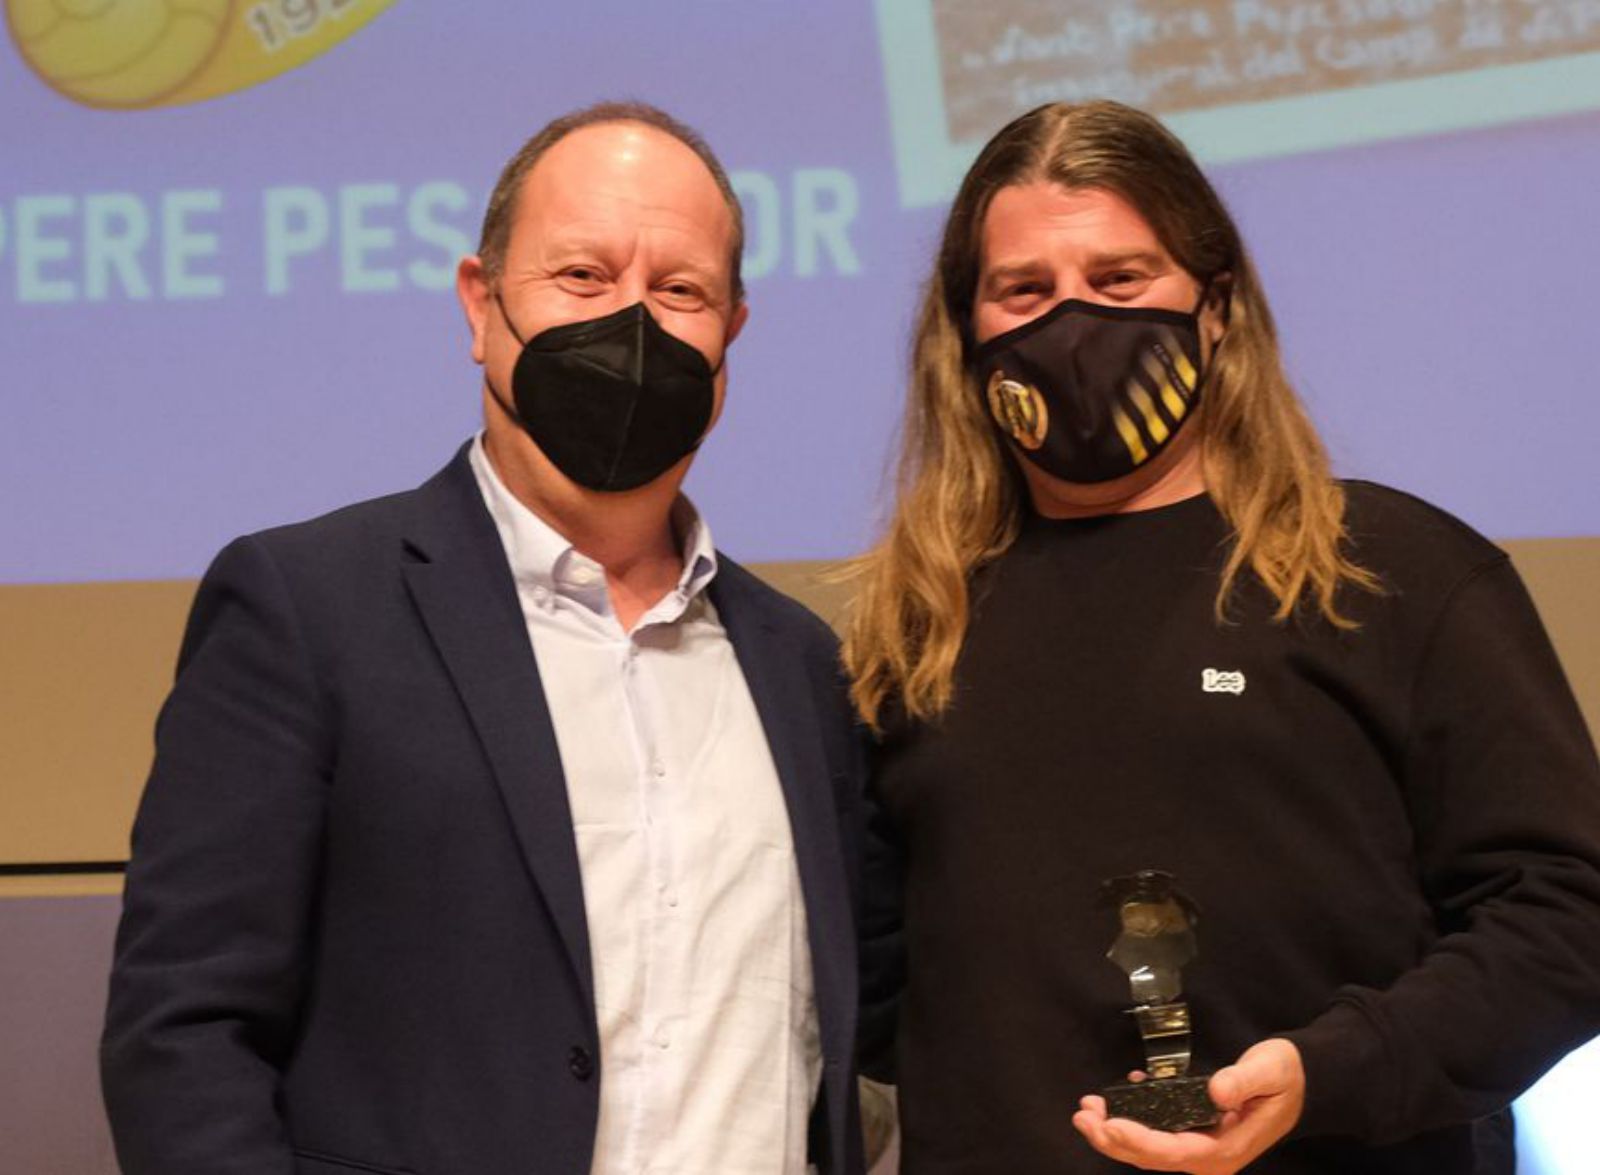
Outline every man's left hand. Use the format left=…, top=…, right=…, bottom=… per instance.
left=1071, top=1038, right=1305, bottom=1174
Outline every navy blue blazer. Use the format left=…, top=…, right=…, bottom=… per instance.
left=102, top=445, right=867, bottom=1175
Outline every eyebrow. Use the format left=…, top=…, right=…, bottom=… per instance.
left=538, top=234, right=618, bottom=267
left=664, top=257, right=723, bottom=286
left=1089, top=249, right=1168, bottom=271
left=539, top=239, right=727, bottom=290
left=981, top=250, right=1171, bottom=294
left=981, top=263, right=1047, bottom=295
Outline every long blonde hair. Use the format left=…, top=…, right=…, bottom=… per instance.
left=843, top=101, right=1377, bottom=730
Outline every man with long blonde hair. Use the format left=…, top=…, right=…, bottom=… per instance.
left=848, top=101, right=1600, bottom=1174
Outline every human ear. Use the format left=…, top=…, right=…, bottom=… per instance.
left=1202, top=272, right=1233, bottom=349
left=456, top=255, right=493, bottom=365
left=725, top=299, right=749, bottom=348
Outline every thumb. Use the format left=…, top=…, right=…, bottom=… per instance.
left=1209, top=1040, right=1293, bottom=1111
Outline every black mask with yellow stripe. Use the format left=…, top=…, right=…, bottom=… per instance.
left=974, top=297, right=1205, bottom=484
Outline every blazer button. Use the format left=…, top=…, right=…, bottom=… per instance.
left=568, top=1045, right=594, bottom=1081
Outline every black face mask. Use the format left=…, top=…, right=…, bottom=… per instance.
left=488, top=297, right=718, bottom=493
left=972, top=296, right=1207, bottom=484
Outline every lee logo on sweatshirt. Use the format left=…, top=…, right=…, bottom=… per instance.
left=1202, top=668, right=1246, bottom=695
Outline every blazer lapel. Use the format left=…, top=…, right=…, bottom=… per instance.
left=399, top=449, right=594, bottom=1009
left=712, top=569, right=856, bottom=1067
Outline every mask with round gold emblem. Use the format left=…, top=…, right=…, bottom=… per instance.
left=986, top=372, right=1049, bottom=450
left=974, top=297, right=1206, bottom=484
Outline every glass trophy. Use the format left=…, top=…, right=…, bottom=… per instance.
left=1097, top=869, right=1221, bottom=1132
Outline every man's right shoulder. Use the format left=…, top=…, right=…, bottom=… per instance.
left=219, top=446, right=472, bottom=575
left=246, top=485, right=417, bottom=562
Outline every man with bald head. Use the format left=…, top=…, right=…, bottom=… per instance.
left=102, top=102, right=867, bottom=1175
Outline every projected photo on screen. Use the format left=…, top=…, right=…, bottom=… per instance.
left=878, top=0, right=1600, bottom=204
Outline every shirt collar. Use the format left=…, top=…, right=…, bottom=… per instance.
left=469, top=433, right=719, bottom=618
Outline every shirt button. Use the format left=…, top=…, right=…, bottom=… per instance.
left=652, top=1026, right=671, bottom=1050
left=567, top=1045, right=594, bottom=1081
left=664, top=891, right=679, bottom=908
left=651, top=761, right=666, bottom=778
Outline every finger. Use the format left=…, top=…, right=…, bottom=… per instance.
left=1104, top=1117, right=1201, bottom=1154
left=1075, top=1112, right=1169, bottom=1169
left=1071, top=1108, right=1119, bottom=1155
left=1182, top=1093, right=1295, bottom=1171
left=1210, top=1066, right=1243, bottom=1112
left=1211, top=1039, right=1294, bottom=1111
left=1211, top=1060, right=1273, bottom=1111
left=1079, top=1094, right=1107, bottom=1116
left=1094, top=1118, right=1222, bottom=1171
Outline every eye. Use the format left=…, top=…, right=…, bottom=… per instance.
left=656, top=279, right=707, bottom=310
left=1094, top=269, right=1152, bottom=297
left=998, top=280, right=1050, bottom=306
left=558, top=265, right=607, bottom=291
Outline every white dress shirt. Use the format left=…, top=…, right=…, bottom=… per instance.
left=469, top=437, right=821, bottom=1175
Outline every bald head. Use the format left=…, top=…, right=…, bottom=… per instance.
left=477, top=101, right=745, bottom=301
left=508, top=121, right=739, bottom=310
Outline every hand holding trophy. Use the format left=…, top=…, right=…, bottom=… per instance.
left=1097, top=869, right=1221, bottom=1133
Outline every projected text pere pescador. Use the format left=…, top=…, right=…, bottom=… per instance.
left=0, top=169, right=863, bottom=304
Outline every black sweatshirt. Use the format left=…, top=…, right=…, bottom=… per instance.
left=860, top=482, right=1600, bottom=1174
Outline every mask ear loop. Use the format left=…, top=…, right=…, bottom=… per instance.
left=1187, top=273, right=1231, bottom=402
left=1194, top=270, right=1237, bottom=324
left=494, top=289, right=531, bottom=345
left=482, top=289, right=529, bottom=427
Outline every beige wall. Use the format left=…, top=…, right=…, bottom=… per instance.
left=3, top=537, right=1598, bottom=895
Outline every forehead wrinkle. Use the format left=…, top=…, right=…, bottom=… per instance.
left=507, top=124, right=738, bottom=299
left=1087, top=248, right=1169, bottom=268
left=515, top=221, right=633, bottom=275
left=982, top=232, right=1172, bottom=275
left=984, top=182, right=1163, bottom=248
left=984, top=261, right=1045, bottom=278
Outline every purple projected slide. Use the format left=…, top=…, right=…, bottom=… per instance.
left=3, top=1, right=1600, bottom=587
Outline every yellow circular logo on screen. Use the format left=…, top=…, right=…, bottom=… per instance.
left=986, top=370, right=1048, bottom=451
left=7, top=0, right=397, bottom=110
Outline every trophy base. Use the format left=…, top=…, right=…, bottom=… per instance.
left=1102, top=1075, right=1221, bottom=1132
